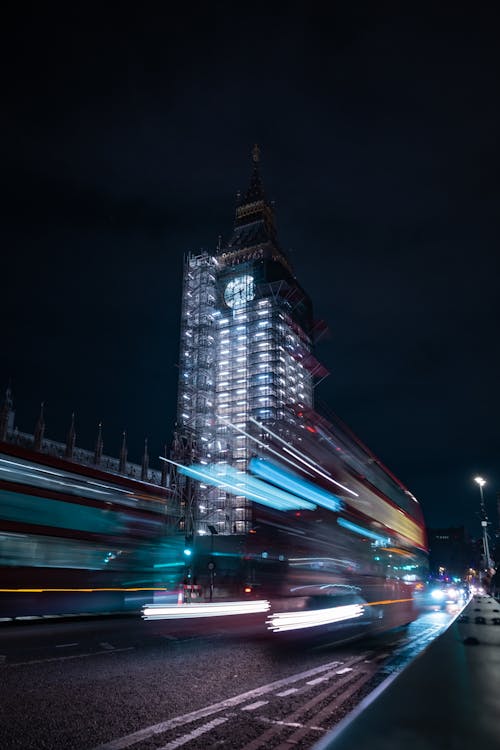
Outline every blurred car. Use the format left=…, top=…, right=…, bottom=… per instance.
left=428, top=582, right=467, bottom=608
left=414, top=580, right=468, bottom=611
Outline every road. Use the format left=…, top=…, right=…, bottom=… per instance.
left=0, top=608, right=455, bottom=750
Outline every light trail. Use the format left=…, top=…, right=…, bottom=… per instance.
left=248, top=457, right=342, bottom=512
left=142, top=600, right=271, bottom=620
left=266, top=603, right=364, bottom=632
left=0, top=587, right=169, bottom=593
left=249, top=417, right=359, bottom=497
left=337, top=517, right=391, bottom=544
left=159, top=456, right=315, bottom=511
left=216, top=415, right=315, bottom=477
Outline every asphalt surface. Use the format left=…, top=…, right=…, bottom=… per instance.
left=314, top=595, right=500, bottom=750
left=0, top=608, right=456, bottom=750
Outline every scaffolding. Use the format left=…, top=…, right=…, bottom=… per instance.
left=171, top=249, right=324, bottom=539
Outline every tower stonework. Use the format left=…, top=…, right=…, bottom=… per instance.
left=172, top=150, right=326, bottom=537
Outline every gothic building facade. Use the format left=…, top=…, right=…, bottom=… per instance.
left=0, top=386, right=167, bottom=487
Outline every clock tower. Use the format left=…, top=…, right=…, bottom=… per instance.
left=172, top=148, right=327, bottom=536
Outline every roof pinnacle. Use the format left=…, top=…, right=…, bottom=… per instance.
left=221, top=147, right=294, bottom=275
left=241, top=144, right=265, bottom=204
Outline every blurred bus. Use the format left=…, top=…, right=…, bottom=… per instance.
left=0, top=442, right=182, bottom=618
left=148, top=407, right=428, bottom=638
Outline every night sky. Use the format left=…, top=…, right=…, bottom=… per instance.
left=2, top=4, right=499, bottom=537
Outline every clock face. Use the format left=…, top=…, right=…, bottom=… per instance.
left=224, top=275, right=255, bottom=308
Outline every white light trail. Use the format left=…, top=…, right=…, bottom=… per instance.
left=250, top=417, right=359, bottom=497
left=266, top=603, right=364, bottom=632
left=281, top=445, right=358, bottom=496
left=142, top=600, right=270, bottom=620
left=216, top=415, right=314, bottom=477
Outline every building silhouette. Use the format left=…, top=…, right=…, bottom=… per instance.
left=0, top=384, right=166, bottom=487
left=427, top=526, right=473, bottom=578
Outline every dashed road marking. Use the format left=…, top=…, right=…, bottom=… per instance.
left=92, top=659, right=345, bottom=749
left=241, top=701, right=269, bottom=711
left=276, top=688, right=298, bottom=697
left=260, top=717, right=325, bottom=732
left=55, top=642, right=79, bottom=648
left=306, top=666, right=354, bottom=686
left=157, top=715, right=230, bottom=750
left=260, top=718, right=304, bottom=729
left=306, top=676, right=330, bottom=685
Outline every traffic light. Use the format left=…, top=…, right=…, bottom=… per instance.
left=183, top=534, right=194, bottom=557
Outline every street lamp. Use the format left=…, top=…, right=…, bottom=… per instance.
left=474, top=476, right=493, bottom=575
left=474, top=475, right=486, bottom=511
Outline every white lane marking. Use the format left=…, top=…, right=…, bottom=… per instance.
left=157, top=716, right=230, bottom=750
left=260, top=717, right=325, bottom=732
left=241, top=701, right=269, bottom=711
left=8, top=646, right=134, bottom=666
left=276, top=688, right=298, bottom=697
left=99, top=642, right=115, bottom=650
left=55, top=642, right=79, bottom=648
left=308, top=666, right=353, bottom=685
left=261, top=718, right=303, bottom=728
left=92, top=659, right=344, bottom=750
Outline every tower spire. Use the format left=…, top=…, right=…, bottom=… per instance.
left=65, top=412, right=76, bottom=459
left=119, top=430, right=128, bottom=474
left=94, top=422, right=103, bottom=465
left=141, top=437, right=149, bottom=481
left=0, top=384, right=14, bottom=442
left=34, top=402, right=45, bottom=451
left=240, top=143, right=265, bottom=204
left=221, top=146, right=294, bottom=274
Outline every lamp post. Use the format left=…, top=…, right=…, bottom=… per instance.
left=474, top=476, right=493, bottom=576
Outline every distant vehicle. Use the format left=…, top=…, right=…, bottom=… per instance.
left=422, top=581, right=467, bottom=609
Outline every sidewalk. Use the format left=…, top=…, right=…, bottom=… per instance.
left=315, top=594, right=500, bottom=750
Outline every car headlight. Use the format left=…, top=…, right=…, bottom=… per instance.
left=431, top=589, right=445, bottom=600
